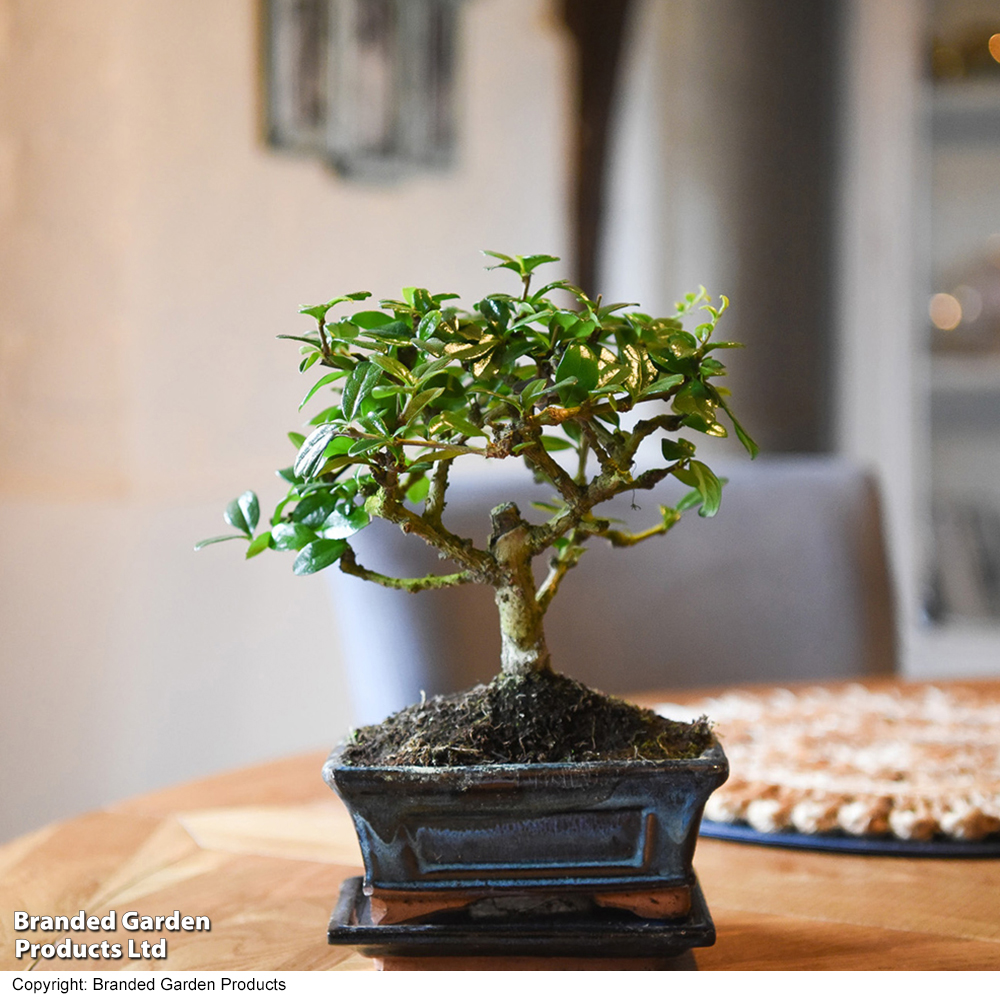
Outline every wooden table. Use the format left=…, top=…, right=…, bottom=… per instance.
left=3, top=681, right=999, bottom=971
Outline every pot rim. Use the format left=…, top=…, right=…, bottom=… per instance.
left=324, top=733, right=727, bottom=780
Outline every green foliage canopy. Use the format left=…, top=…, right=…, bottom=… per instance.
left=198, top=252, right=756, bottom=612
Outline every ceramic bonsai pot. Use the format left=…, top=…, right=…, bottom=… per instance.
left=323, top=734, right=728, bottom=937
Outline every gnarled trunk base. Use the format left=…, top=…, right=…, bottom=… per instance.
left=489, top=502, right=551, bottom=677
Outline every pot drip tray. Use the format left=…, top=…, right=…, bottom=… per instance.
left=328, top=876, right=715, bottom=959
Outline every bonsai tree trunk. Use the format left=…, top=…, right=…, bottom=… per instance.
left=490, top=503, right=552, bottom=676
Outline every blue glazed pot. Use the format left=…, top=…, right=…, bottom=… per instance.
left=323, top=737, right=728, bottom=895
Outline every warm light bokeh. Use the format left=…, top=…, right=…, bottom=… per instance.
left=929, top=291, right=963, bottom=330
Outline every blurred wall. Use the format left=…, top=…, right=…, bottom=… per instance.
left=0, top=0, right=572, bottom=841
left=600, top=0, right=937, bottom=675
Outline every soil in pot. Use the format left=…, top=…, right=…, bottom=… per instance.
left=339, top=669, right=713, bottom=767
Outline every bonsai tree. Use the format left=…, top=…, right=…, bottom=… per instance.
left=199, top=253, right=756, bottom=752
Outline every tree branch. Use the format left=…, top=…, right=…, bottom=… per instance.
left=519, top=438, right=583, bottom=505
left=629, top=464, right=677, bottom=492
left=588, top=513, right=679, bottom=547
left=535, top=531, right=586, bottom=613
left=575, top=438, right=590, bottom=484
left=366, top=484, right=498, bottom=583
left=339, top=546, right=475, bottom=592
left=622, top=413, right=684, bottom=465
left=349, top=430, right=487, bottom=457
left=576, top=417, right=617, bottom=472
left=528, top=462, right=681, bottom=555
left=423, top=456, right=453, bottom=526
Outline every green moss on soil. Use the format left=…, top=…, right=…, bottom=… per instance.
left=341, top=669, right=713, bottom=766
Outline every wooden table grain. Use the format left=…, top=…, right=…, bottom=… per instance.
left=3, top=680, right=999, bottom=972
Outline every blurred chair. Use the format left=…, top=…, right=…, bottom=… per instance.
left=328, top=456, right=898, bottom=724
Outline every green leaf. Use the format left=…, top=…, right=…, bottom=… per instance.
left=322, top=505, right=370, bottom=539
left=351, top=310, right=394, bottom=328
left=672, top=381, right=717, bottom=423
left=299, top=371, right=346, bottom=411
left=299, top=352, right=321, bottom=373
left=324, top=435, right=355, bottom=457
left=479, top=296, right=511, bottom=330
left=539, top=435, right=572, bottom=452
left=481, top=250, right=517, bottom=271
left=414, top=356, right=455, bottom=383
left=422, top=445, right=469, bottom=462
left=371, top=383, right=410, bottom=398
left=416, top=310, right=442, bottom=340
left=532, top=501, right=563, bottom=514
left=406, top=475, right=430, bottom=504
left=411, top=287, right=435, bottom=312
left=271, top=522, right=318, bottom=551
left=293, top=538, right=348, bottom=575
left=292, top=491, right=337, bottom=527
left=194, top=533, right=248, bottom=550
left=224, top=491, right=259, bottom=536
left=358, top=408, right=389, bottom=437
left=309, top=405, right=342, bottom=425
left=298, top=293, right=370, bottom=324
left=666, top=331, right=699, bottom=357
left=649, top=348, right=699, bottom=377
left=299, top=304, right=331, bottom=323
left=661, top=437, right=695, bottom=462
left=443, top=339, right=498, bottom=360
left=718, top=398, right=759, bottom=459
left=276, top=466, right=302, bottom=484
left=401, top=386, right=444, bottom=424
left=435, top=411, right=485, bottom=439
left=562, top=422, right=582, bottom=444
left=705, top=341, right=744, bottom=350
left=675, top=489, right=702, bottom=513
left=370, top=353, right=415, bottom=385
left=483, top=251, right=560, bottom=278
left=520, top=253, right=560, bottom=273
left=341, top=361, right=383, bottom=421
left=672, top=460, right=722, bottom=517
left=532, top=279, right=577, bottom=300
left=324, top=320, right=360, bottom=343
left=699, top=357, right=726, bottom=376
left=519, top=378, right=549, bottom=408
left=361, top=320, right=411, bottom=343
left=544, top=376, right=581, bottom=400
left=276, top=333, right=321, bottom=347
left=245, top=532, right=272, bottom=559
left=557, top=316, right=597, bottom=340
left=596, top=300, right=639, bottom=319
left=294, top=426, right=338, bottom=479
left=347, top=437, right=385, bottom=456
left=317, top=455, right=360, bottom=476
left=641, top=374, right=684, bottom=398
left=555, top=344, right=599, bottom=406
left=270, top=494, right=295, bottom=523
left=509, top=309, right=554, bottom=335
left=288, top=431, right=306, bottom=449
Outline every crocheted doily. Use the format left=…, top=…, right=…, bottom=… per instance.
left=659, top=684, right=1000, bottom=842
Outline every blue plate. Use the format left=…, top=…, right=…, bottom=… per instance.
left=699, top=819, right=1000, bottom=857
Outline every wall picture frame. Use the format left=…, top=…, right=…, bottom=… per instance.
left=264, top=0, right=461, bottom=181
